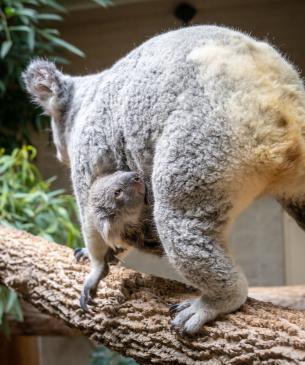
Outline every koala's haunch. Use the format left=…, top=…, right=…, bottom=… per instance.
left=23, top=25, right=305, bottom=334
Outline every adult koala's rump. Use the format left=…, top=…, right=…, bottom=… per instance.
left=23, top=26, right=305, bottom=334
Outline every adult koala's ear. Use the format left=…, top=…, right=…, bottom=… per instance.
left=22, top=59, right=72, bottom=117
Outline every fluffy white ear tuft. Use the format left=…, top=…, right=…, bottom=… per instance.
left=22, top=59, right=71, bottom=117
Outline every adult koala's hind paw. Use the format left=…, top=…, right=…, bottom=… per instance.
left=170, top=271, right=248, bottom=334
left=170, top=297, right=218, bottom=335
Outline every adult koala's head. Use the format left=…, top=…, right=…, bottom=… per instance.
left=22, top=60, right=73, bottom=165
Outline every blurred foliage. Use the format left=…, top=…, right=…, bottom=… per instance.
left=0, top=145, right=82, bottom=335
left=91, top=345, right=139, bottom=365
left=0, top=145, right=82, bottom=246
left=0, top=0, right=109, bottom=150
left=0, top=286, right=23, bottom=337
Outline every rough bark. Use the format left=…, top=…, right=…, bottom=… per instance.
left=8, top=289, right=305, bottom=337
left=1, top=227, right=305, bottom=364
left=7, top=289, right=305, bottom=337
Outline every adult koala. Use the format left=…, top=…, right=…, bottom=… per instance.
left=23, top=25, right=305, bottom=334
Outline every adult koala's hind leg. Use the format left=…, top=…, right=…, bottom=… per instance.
left=154, top=200, right=248, bottom=334
left=152, top=125, right=253, bottom=334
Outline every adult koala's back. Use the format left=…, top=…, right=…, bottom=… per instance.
left=23, top=25, right=305, bottom=334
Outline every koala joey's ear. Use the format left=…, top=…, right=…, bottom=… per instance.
left=22, top=59, right=71, bottom=117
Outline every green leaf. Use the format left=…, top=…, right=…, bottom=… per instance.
left=14, top=8, right=37, bottom=18
left=37, top=13, right=63, bottom=21
left=23, top=0, right=39, bottom=5
left=41, top=0, right=66, bottom=12
left=9, top=25, right=31, bottom=32
left=27, top=28, right=35, bottom=51
left=42, top=28, right=60, bottom=36
left=6, top=290, right=17, bottom=313
left=1, top=40, right=12, bottom=58
left=92, top=0, right=112, bottom=7
left=4, top=7, right=16, bottom=17
left=41, top=32, right=85, bottom=57
left=12, top=298, right=23, bottom=322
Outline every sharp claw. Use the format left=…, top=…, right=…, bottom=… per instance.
left=76, top=253, right=84, bottom=262
left=80, top=284, right=95, bottom=311
left=169, top=303, right=180, bottom=314
left=87, top=297, right=94, bottom=305
left=80, top=294, right=88, bottom=311
left=169, top=301, right=191, bottom=315
left=74, top=248, right=82, bottom=262
left=74, top=247, right=89, bottom=262
left=170, top=322, right=177, bottom=331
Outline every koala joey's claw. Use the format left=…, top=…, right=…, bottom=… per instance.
left=80, top=285, right=95, bottom=311
left=80, top=294, right=89, bottom=311
left=74, top=247, right=89, bottom=262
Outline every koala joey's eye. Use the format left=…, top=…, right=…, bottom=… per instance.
left=114, top=189, right=123, bottom=199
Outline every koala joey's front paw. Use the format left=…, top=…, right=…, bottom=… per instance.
left=74, top=247, right=89, bottom=262
left=170, top=297, right=218, bottom=335
left=80, top=284, right=96, bottom=311
left=80, top=263, right=110, bottom=311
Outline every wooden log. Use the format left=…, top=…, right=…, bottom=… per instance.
left=1, top=226, right=305, bottom=364
left=7, top=289, right=305, bottom=337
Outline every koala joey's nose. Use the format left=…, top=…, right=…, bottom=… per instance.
left=127, top=172, right=141, bottom=182
left=128, top=172, right=145, bottom=194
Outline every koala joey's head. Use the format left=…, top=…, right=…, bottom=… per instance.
left=90, top=171, right=146, bottom=246
left=22, top=59, right=72, bottom=165
left=90, top=171, right=146, bottom=221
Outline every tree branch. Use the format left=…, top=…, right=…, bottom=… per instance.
left=1, top=226, right=305, bottom=364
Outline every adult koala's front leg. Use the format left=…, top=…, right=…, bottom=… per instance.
left=152, top=129, right=248, bottom=334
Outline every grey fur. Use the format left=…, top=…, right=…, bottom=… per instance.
left=23, top=25, right=305, bottom=333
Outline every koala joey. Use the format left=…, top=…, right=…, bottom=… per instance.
left=74, top=170, right=162, bottom=309
left=23, top=25, right=305, bottom=334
